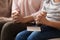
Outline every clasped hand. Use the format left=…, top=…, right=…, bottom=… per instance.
left=35, top=11, right=47, bottom=24
left=11, top=12, right=24, bottom=23
left=11, top=11, right=47, bottom=24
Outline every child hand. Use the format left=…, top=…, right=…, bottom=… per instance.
left=35, top=11, right=47, bottom=24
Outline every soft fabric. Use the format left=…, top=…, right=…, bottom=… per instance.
left=15, top=25, right=60, bottom=40
left=0, top=0, right=12, bottom=17
left=1, top=22, right=26, bottom=40
left=12, top=0, right=42, bottom=17
left=41, top=0, right=60, bottom=22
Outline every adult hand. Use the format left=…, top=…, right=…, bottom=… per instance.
left=11, top=12, right=23, bottom=23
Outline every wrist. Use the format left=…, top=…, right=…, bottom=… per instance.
left=42, top=19, right=49, bottom=25
left=31, top=15, right=36, bottom=21
left=31, top=13, right=38, bottom=21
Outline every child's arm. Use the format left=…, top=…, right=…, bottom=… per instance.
left=45, top=20, right=60, bottom=30
left=36, top=11, right=60, bottom=30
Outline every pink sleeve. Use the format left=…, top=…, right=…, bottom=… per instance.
left=12, top=0, right=20, bottom=13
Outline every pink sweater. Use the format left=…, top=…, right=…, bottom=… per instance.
left=12, top=0, right=42, bottom=17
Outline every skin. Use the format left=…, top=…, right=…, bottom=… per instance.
left=36, top=0, right=60, bottom=30
left=36, top=11, right=60, bottom=30
left=54, top=0, right=60, bottom=3
left=11, top=11, right=35, bottom=23
left=12, top=0, right=41, bottom=23
left=12, top=0, right=60, bottom=29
